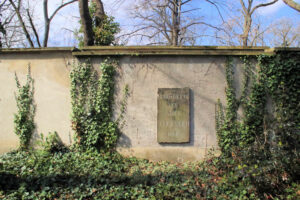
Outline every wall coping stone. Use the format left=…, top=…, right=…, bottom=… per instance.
left=1, top=46, right=299, bottom=56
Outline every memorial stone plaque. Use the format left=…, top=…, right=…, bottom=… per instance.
left=157, top=88, right=190, bottom=143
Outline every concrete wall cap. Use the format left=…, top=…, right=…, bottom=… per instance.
left=1, top=46, right=299, bottom=56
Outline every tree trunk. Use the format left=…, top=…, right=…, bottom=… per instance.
left=0, top=23, right=4, bottom=48
left=78, top=0, right=94, bottom=46
left=92, top=0, right=105, bottom=27
left=239, top=0, right=277, bottom=47
left=242, top=15, right=252, bottom=47
left=172, top=0, right=180, bottom=46
left=43, top=0, right=50, bottom=47
left=283, top=0, right=300, bottom=12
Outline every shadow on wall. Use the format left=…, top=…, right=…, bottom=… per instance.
left=118, top=134, right=132, bottom=148
left=89, top=55, right=244, bottom=149
left=116, top=56, right=228, bottom=148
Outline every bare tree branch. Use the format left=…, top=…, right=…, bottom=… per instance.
left=49, top=0, right=78, bottom=22
left=238, top=0, right=279, bottom=46
left=43, top=0, right=78, bottom=47
left=8, top=0, right=34, bottom=47
left=206, top=0, right=225, bottom=23
left=239, top=0, right=247, bottom=13
left=26, top=8, right=41, bottom=47
left=268, top=18, right=300, bottom=47
left=0, top=0, right=8, bottom=8
left=127, top=0, right=223, bottom=46
left=283, top=0, right=300, bottom=12
left=250, top=0, right=278, bottom=15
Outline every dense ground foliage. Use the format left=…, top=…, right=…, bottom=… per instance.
left=0, top=149, right=299, bottom=200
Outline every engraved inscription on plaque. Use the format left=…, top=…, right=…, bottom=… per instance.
left=157, top=88, right=190, bottom=143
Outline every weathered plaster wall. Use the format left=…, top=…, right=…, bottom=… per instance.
left=1, top=46, right=284, bottom=162
left=0, top=51, right=73, bottom=153
left=111, top=56, right=228, bottom=162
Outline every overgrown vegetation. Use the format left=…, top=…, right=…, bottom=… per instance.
left=1, top=148, right=299, bottom=199
left=0, top=150, right=224, bottom=199
left=215, top=51, right=300, bottom=199
left=14, top=66, right=35, bottom=150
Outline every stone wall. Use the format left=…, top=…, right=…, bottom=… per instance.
left=0, top=46, right=292, bottom=162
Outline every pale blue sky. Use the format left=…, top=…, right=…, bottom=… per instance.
left=42, top=0, right=300, bottom=46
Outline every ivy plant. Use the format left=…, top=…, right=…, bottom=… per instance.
left=258, top=51, right=300, bottom=179
left=70, top=58, right=126, bottom=151
left=215, top=51, right=300, bottom=194
left=14, top=66, right=35, bottom=150
left=216, top=57, right=239, bottom=156
left=216, top=56, right=267, bottom=155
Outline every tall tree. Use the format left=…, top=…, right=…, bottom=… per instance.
left=268, top=18, right=300, bottom=47
left=126, top=0, right=223, bottom=46
left=215, top=15, right=269, bottom=46
left=6, top=0, right=77, bottom=48
left=239, top=0, right=278, bottom=46
left=78, top=0, right=119, bottom=46
left=283, top=0, right=300, bottom=12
